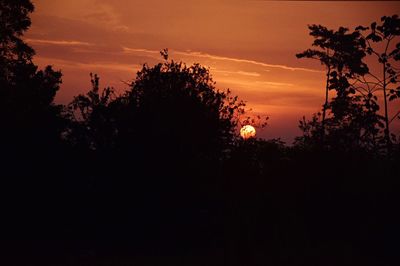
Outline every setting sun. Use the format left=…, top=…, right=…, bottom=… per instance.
left=240, top=125, right=256, bottom=139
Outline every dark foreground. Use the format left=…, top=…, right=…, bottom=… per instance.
left=3, top=143, right=399, bottom=266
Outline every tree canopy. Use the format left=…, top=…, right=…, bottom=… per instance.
left=0, top=0, right=63, bottom=177
left=296, top=17, right=400, bottom=154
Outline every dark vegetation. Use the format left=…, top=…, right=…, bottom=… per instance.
left=1, top=1, right=399, bottom=265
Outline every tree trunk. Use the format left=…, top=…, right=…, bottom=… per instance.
left=321, top=64, right=331, bottom=144
left=382, top=61, right=391, bottom=153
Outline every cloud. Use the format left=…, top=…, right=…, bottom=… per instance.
left=123, top=47, right=160, bottom=55
left=254, top=81, right=294, bottom=87
left=83, top=3, right=130, bottom=32
left=212, top=69, right=262, bottom=77
left=123, top=46, right=322, bottom=73
left=216, top=77, right=294, bottom=91
left=34, top=56, right=140, bottom=73
left=26, top=38, right=93, bottom=46
left=175, top=50, right=323, bottom=73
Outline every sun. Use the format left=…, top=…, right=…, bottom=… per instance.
left=240, top=125, right=256, bottom=139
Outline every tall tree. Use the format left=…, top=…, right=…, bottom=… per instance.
left=297, top=25, right=370, bottom=149
left=355, top=15, right=400, bottom=152
left=296, top=25, right=334, bottom=142
left=0, top=0, right=63, bottom=175
left=0, top=0, right=35, bottom=84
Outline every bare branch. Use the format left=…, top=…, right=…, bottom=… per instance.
left=389, top=110, right=400, bottom=124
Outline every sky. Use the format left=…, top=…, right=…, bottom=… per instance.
left=26, top=0, right=400, bottom=142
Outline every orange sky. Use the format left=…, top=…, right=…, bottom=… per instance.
left=26, top=0, right=400, bottom=142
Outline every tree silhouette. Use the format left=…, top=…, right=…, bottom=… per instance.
left=0, top=0, right=34, bottom=69
left=0, top=0, right=64, bottom=177
left=356, top=15, right=400, bottom=152
left=124, top=49, right=245, bottom=160
left=296, top=25, right=334, bottom=141
left=68, top=73, right=116, bottom=151
left=69, top=50, right=245, bottom=165
left=1, top=2, right=67, bottom=264
left=296, top=25, right=386, bottom=152
left=297, top=25, right=370, bottom=145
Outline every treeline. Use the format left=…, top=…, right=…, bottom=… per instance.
left=1, top=1, right=399, bottom=265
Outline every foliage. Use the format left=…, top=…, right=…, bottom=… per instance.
left=126, top=50, right=244, bottom=157
left=294, top=113, right=324, bottom=150
left=67, top=73, right=117, bottom=150
left=297, top=25, right=369, bottom=134
left=68, top=50, right=246, bottom=163
left=0, top=0, right=34, bottom=63
left=296, top=22, right=391, bottom=153
left=355, top=15, right=400, bottom=150
left=297, top=25, right=368, bottom=76
left=0, top=0, right=64, bottom=173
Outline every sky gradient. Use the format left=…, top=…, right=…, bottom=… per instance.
left=26, top=0, right=400, bottom=142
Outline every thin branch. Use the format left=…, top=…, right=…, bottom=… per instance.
left=389, top=110, right=400, bottom=124
left=365, top=37, right=382, bottom=59
left=384, top=36, right=392, bottom=58
left=354, top=77, right=382, bottom=90
left=365, top=71, right=384, bottom=85
left=382, top=73, right=400, bottom=84
left=362, top=77, right=372, bottom=93
left=376, top=31, right=385, bottom=39
left=351, top=85, right=368, bottom=96
left=370, top=81, right=384, bottom=93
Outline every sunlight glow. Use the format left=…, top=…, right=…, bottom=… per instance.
left=240, top=125, right=256, bottom=139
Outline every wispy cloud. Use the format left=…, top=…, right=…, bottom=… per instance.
left=213, top=69, right=262, bottom=77
left=217, top=78, right=294, bottom=91
left=123, top=47, right=160, bottom=54
left=34, top=56, right=140, bottom=73
left=123, top=46, right=322, bottom=73
left=254, top=81, right=294, bottom=87
left=175, top=50, right=322, bottom=73
left=26, top=39, right=93, bottom=46
left=83, top=2, right=130, bottom=32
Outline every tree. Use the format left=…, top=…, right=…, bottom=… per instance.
left=124, top=50, right=244, bottom=160
left=296, top=25, right=333, bottom=137
left=1, top=3, right=67, bottom=262
left=0, top=0, right=35, bottom=85
left=138, top=50, right=243, bottom=159
left=297, top=25, right=369, bottom=143
left=296, top=25, right=334, bottom=139
left=0, top=0, right=64, bottom=175
left=66, top=53, right=248, bottom=253
left=356, top=15, right=400, bottom=151
left=296, top=24, right=385, bottom=152
left=68, top=73, right=117, bottom=151
left=68, top=49, right=246, bottom=176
